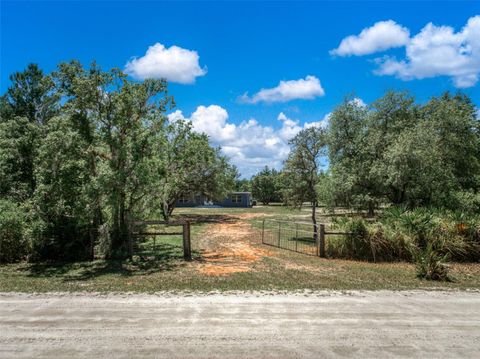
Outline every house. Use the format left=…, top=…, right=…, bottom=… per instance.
left=176, top=192, right=253, bottom=208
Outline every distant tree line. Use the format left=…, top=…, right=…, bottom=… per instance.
left=0, top=63, right=237, bottom=262
left=250, top=91, right=480, bottom=217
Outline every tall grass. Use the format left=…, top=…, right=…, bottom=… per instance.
left=329, top=207, right=480, bottom=265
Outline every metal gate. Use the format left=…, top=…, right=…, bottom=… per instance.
left=260, top=219, right=350, bottom=257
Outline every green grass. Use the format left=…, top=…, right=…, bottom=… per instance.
left=1, top=205, right=479, bottom=293
left=1, top=253, right=479, bottom=292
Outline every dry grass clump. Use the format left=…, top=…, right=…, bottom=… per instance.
left=329, top=207, right=480, bottom=280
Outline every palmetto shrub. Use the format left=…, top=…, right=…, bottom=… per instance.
left=330, top=219, right=407, bottom=262
left=411, top=241, right=451, bottom=281
left=331, top=207, right=480, bottom=264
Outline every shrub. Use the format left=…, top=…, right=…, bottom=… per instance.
left=335, top=220, right=409, bottom=262
left=367, top=223, right=410, bottom=262
left=0, top=199, right=28, bottom=263
left=343, top=218, right=370, bottom=259
left=412, top=242, right=450, bottom=281
left=333, top=207, right=480, bottom=264
left=450, top=190, right=480, bottom=214
left=394, top=207, right=436, bottom=249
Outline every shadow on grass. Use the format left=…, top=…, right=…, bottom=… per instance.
left=285, top=236, right=316, bottom=244
left=172, top=213, right=240, bottom=225
left=317, top=212, right=360, bottom=218
left=20, top=243, right=201, bottom=282
left=18, top=214, right=233, bottom=282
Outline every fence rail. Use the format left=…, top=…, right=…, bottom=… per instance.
left=130, top=220, right=191, bottom=261
left=260, top=219, right=351, bottom=257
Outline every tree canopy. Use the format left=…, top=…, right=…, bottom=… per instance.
left=1, top=62, right=236, bottom=261
left=327, top=92, right=480, bottom=213
left=282, top=127, right=327, bottom=231
left=251, top=166, right=282, bottom=205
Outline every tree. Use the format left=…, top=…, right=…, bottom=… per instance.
left=32, top=116, right=92, bottom=260
left=1, top=63, right=58, bottom=125
left=1, top=60, right=243, bottom=263
left=368, top=91, right=417, bottom=204
left=328, top=91, right=480, bottom=212
left=381, top=123, right=454, bottom=208
left=96, top=73, right=173, bottom=258
left=315, top=172, right=337, bottom=210
left=283, top=127, right=327, bottom=235
left=251, top=166, right=280, bottom=205
left=0, top=64, right=59, bottom=200
left=154, top=120, right=237, bottom=220
left=53, top=61, right=110, bottom=251
left=328, top=92, right=418, bottom=214
left=327, top=96, right=372, bottom=212
left=235, top=178, right=251, bottom=192
left=0, top=117, right=39, bottom=201
left=421, top=93, right=480, bottom=193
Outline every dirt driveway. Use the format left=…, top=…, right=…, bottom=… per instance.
left=194, top=212, right=273, bottom=276
left=1, top=291, right=479, bottom=358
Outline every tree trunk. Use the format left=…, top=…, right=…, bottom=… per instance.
left=108, top=189, right=130, bottom=259
left=167, top=202, right=175, bottom=219
left=161, top=201, right=170, bottom=222
left=367, top=201, right=375, bottom=217
left=89, top=152, right=103, bottom=258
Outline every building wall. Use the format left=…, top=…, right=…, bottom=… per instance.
left=175, top=193, right=251, bottom=208
left=219, top=193, right=251, bottom=207
left=175, top=194, right=204, bottom=208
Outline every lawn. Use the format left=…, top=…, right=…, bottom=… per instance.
left=1, top=205, right=480, bottom=292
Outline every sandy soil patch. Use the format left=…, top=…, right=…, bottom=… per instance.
left=196, top=215, right=272, bottom=276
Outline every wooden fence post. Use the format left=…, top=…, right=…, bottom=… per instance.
left=183, top=221, right=192, bottom=261
left=318, top=224, right=326, bottom=258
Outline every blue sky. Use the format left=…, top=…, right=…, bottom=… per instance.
left=1, top=1, right=479, bottom=177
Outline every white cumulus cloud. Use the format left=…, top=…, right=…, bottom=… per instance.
left=168, top=106, right=329, bottom=177
left=376, top=16, right=480, bottom=88
left=239, top=75, right=325, bottom=104
left=125, top=42, right=207, bottom=84
left=332, top=16, right=480, bottom=88
left=330, top=20, right=410, bottom=56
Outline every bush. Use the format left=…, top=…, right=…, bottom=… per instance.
left=334, top=219, right=409, bottom=262
left=450, top=190, right=480, bottom=214
left=332, top=207, right=480, bottom=264
left=0, top=199, right=28, bottom=263
left=344, top=218, right=370, bottom=259
left=28, top=218, right=91, bottom=262
left=412, top=242, right=450, bottom=281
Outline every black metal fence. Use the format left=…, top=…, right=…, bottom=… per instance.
left=260, top=219, right=350, bottom=257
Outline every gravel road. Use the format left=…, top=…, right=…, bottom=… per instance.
left=1, top=291, right=479, bottom=358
